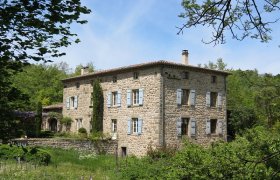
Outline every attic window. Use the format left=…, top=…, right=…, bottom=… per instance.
left=113, top=76, right=117, bottom=83
left=76, top=82, right=80, bottom=89
left=182, top=72, right=189, bottom=79
left=133, top=72, right=139, bottom=80
left=211, top=76, right=217, bottom=83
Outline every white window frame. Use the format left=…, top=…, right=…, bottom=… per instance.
left=112, top=119, right=117, bottom=133
left=132, top=118, right=138, bottom=133
left=132, top=89, right=139, bottom=105
left=112, top=91, right=118, bottom=106
left=76, top=118, right=83, bottom=131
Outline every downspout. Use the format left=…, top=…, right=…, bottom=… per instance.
left=160, top=65, right=166, bottom=147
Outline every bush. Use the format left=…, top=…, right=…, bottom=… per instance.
left=78, top=128, right=87, bottom=134
left=0, top=144, right=51, bottom=165
left=39, top=130, right=54, bottom=138
left=147, top=145, right=178, bottom=160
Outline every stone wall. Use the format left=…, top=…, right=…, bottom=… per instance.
left=19, top=138, right=117, bottom=154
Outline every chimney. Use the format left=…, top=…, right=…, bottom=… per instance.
left=81, top=66, right=89, bottom=75
left=182, top=50, right=189, bottom=65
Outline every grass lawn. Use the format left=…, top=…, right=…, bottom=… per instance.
left=0, top=147, right=121, bottom=180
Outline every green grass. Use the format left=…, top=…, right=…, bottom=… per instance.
left=0, top=147, right=120, bottom=180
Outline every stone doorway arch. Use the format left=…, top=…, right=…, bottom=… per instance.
left=49, top=118, right=58, bottom=132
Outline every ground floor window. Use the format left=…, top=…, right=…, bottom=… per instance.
left=76, top=118, right=83, bottom=131
left=181, top=118, right=190, bottom=135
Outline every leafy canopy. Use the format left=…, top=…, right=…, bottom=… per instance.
left=179, top=0, right=280, bottom=44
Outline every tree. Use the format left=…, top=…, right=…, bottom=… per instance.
left=199, top=58, right=228, bottom=70
left=0, top=0, right=90, bottom=142
left=179, top=0, right=280, bottom=44
left=91, top=80, right=104, bottom=133
left=35, top=101, right=42, bottom=137
left=12, top=63, right=68, bottom=109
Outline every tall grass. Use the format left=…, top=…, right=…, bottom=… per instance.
left=0, top=147, right=119, bottom=180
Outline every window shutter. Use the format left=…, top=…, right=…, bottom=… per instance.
left=190, top=118, right=196, bottom=136
left=107, top=92, right=112, bottom=107
left=206, top=92, right=211, bottom=107
left=176, top=118, right=182, bottom=136
left=218, top=119, right=223, bottom=135
left=139, top=89, right=144, bottom=105
left=217, top=93, right=222, bottom=108
left=190, top=90, right=196, bottom=106
left=176, top=89, right=182, bottom=105
left=206, top=119, right=211, bottom=134
left=66, top=97, right=70, bottom=110
left=127, top=119, right=131, bottom=135
left=138, top=119, right=143, bottom=135
left=117, top=91, right=121, bottom=107
left=127, top=90, right=131, bottom=107
left=74, top=96, right=78, bottom=109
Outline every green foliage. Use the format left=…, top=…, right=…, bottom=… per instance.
left=179, top=0, right=279, bottom=44
left=0, top=0, right=90, bottom=142
left=91, top=80, right=104, bottom=133
left=78, top=128, right=87, bottom=134
left=60, top=116, right=73, bottom=132
left=39, top=131, right=54, bottom=138
left=121, top=127, right=280, bottom=179
left=0, top=144, right=51, bottom=165
left=147, top=145, right=178, bottom=160
left=35, top=102, right=42, bottom=137
left=12, top=63, right=68, bottom=109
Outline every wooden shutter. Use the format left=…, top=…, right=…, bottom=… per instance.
left=190, top=90, right=196, bottom=106
left=176, top=89, right=182, bottom=105
left=177, top=118, right=182, bottom=136
left=127, top=119, right=131, bottom=135
left=66, top=97, right=70, bottom=110
left=218, top=119, right=223, bottom=135
left=127, top=90, right=131, bottom=107
left=117, top=91, right=121, bottom=107
left=107, top=92, right=112, bottom=107
left=74, top=96, right=78, bottom=109
left=206, top=92, right=211, bottom=107
left=138, top=119, right=143, bottom=135
left=217, top=93, right=222, bottom=108
left=190, top=118, right=196, bottom=136
left=139, top=89, right=144, bottom=105
left=206, top=119, right=211, bottom=134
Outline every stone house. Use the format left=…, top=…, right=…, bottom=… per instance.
left=61, top=50, right=230, bottom=156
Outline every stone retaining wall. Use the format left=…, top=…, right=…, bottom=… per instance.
left=13, top=138, right=117, bottom=155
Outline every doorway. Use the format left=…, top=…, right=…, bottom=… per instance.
left=121, top=147, right=127, bottom=157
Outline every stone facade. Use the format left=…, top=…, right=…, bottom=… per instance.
left=61, top=60, right=229, bottom=156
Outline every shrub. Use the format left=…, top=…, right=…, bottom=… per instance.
left=0, top=144, right=51, bottom=165
left=39, top=130, right=54, bottom=138
left=78, top=127, right=87, bottom=134
left=147, top=145, right=178, bottom=160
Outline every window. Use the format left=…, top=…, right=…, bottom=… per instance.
left=181, top=118, right=189, bottom=135
left=182, top=89, right=190, bottom=105
left=132, top=89, right=139, bottom=105
left=113, top=76, right=117, bottom=83
left=107, top=91, right=121, bottom=107
left=76, top=82, right=80, bottom=89
left=76, top=118, right=82, bottom=131
left=132, top=118, right=138, bottom=133
left=210, top=119, right=217, bottom=134
left=182, top=71, right=189, bottom=79
left=177, top=89, right=195, bottom=106
left=70, top=97, right=75, bottom=108
left=210, top=92, right=218, bottom=107
left=128, top=118, right=142, bottom=135
left=112, top=119, right=117, bottom=133
left=112, top=91, right=118, bottom=106
left=133, top=72, right=139, bottom=80
left=211, top=76, right=217, bottom=83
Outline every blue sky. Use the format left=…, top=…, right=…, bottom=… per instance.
left=58, top=0, right=280, bottom=74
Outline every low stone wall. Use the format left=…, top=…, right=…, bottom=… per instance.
left=13, top=138, right=117, bottom=155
